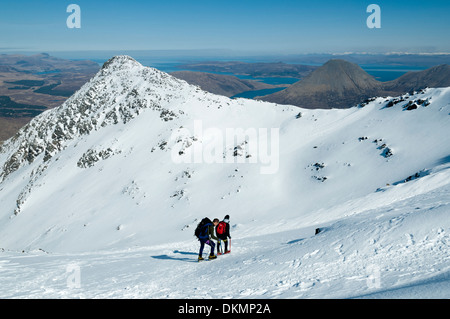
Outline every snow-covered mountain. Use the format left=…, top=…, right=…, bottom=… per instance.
left=0, top=56, right=449, bottom=298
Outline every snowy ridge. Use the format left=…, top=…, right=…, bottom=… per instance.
left=0, top=56, right=449, bottom=298
left=0, top=56, right=191, bottom=180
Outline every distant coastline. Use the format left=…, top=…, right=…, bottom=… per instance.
left=90, top=57, right=435, bottom=83
left=42, top=49, right=449, bottom=83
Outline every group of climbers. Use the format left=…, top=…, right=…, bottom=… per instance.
left=194, top=215, right=231, bottom=261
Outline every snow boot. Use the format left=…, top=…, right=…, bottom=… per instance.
left=198, top=256, right=204, bottom=261
left=209, top=254, right=217, bottom=260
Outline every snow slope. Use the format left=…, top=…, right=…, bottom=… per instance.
left=0, top=56, right=449, bottom=298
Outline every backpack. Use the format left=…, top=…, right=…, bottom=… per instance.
left=216, top=221, right=227, bottom=235
left=194, top=217, right=212, bottom=240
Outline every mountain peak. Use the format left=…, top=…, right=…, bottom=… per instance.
left=101, top=55, right=142, bottom=71
left=323, top=58, right=355, bottom=66
left=262, top=59, right=380, bottom=109
left=0, top=55, right=191, bottom=181
left=311, top=59, right=377, bottom=84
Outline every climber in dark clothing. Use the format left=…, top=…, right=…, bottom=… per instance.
left=197, top=218, right=219, bottom=260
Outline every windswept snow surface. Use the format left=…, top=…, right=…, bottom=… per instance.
left=0, top=56, right=449, bottom=298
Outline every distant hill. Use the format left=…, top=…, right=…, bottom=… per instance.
left=382, top=64, right=450, bottom=94
left=262, top=60, right=450, bottom=109
left=0, top=53, right=99, bottom=73
left=261, top=59, right=381, bottom=109
left=170, top=71, right=279, bottom=97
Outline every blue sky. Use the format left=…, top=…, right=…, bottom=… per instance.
left=1, top=0, right=449, bottom=54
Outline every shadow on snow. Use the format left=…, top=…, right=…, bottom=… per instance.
left=150, top=250, right=198, bottom=263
